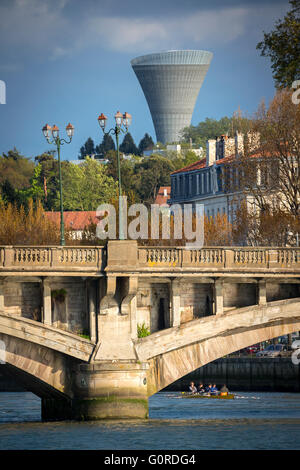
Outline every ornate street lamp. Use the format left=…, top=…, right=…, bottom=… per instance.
left=42, top=122, right=74, bottom=246
left=97, top=111, right=131, bottom=240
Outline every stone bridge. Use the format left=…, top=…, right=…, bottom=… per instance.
left=0, top=241, right=299, bottom=419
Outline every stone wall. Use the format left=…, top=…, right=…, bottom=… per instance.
left=223, top=282, right=257, bottom=309
left=267, top=283, right=300, bottom=302
left=137, top=281, right=170, bottom=333
left=49, top=278, right=88, bottom=334
left=180, top=283, right=213, bottom=322
left=136, top=280, right=300, bottom=334
left=166, top=357, right=300, bottom=392
left=4, top=281, right=41, bottom=320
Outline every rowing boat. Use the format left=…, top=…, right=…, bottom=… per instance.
left=181, top=392, right=234, bottom=399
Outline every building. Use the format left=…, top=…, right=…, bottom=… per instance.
left=72, top=155, right=109, bottom=165
left=131, top=50, right=213, bottom=144
left=45, top=211, right=101, bottom=240
left=168, top=132, right=257, bottom=220
left=143, top=144, right=203, bottom=158
left=154, top=186, right=171, bottom=206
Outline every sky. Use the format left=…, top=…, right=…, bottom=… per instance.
left=0, top=0, right=291, bottom=161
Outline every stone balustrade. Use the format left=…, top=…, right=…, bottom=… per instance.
left=138, top=246, right=300, bottom=270
left=0, top=244, right=299, bottom=273
left=0, top=246, right=104, bottom=271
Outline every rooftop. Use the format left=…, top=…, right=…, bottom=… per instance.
left=154, top=186, right=171, bottom=205
left=45, top=211, right=100, bottom=230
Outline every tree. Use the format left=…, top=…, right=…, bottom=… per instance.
left=232, top=201, right=300, bottom=246
left=119, top=132, right=139, bottom=155
left=58, top=158, right=118, bottom=211
left=34, top=152, right=61, bottom=210
left=138, top=133, right=154, bottom=155
left=204, top=213, right=232, bottom=246
left=95, top=134, right=115, bottom=156
left=79, top=137, right=96, bottom=160
left=180, top=115, right=251, bottom=148
left=256, top=0, right=300, bottom=87
left=0, top=199, right=60, bottom=245
left=133, top=155, right=174, bottom=203
left=227, top=89, right=300, bottom=246
left=0, top=148, right=34, bottom=206
left=246, top=90, right=299, bottom=216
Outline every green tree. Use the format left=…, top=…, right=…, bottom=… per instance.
left=138, top=133, right=154, bottom=155
left=58, top=158, right=118, bottom=211
left=95, top=134, right=115, bottom=156
left=79, top=137, right=96, bottom=160
left=34, top=152, right=61, bottom=210
left=180, top=115, right=251, bottom=148
left=256, top=0, right=300, bottom=87
left=119, top=132, right=139, bottom=155
left=133, top=155, right=174, bottom=203
left=18, top=164, right=44, bottom=204
left=0, top=148, right=34, bottom=206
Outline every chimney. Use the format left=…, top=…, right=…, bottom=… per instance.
left=163, top=188, right=168, bottom=197
left=247, top=132, right=260, bottom=152
left=206, top=139, right=216, bottom=166
left=224, top=136, right=235, bottom=158
left=235, top=131, right=244, bottom=158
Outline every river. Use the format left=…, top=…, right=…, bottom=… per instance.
left=0, top=391, right=300, bottom=449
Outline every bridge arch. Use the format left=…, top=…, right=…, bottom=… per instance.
left=133, top=298, right=300, bottom=395
left=0, top=312, right=94, bottom=399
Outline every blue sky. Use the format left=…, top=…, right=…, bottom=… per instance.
left=0, top=0, right=291, bottom=160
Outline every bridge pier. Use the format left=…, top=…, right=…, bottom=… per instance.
left=0, top=279, right=4, bottom=310
left=42, top=278, right=52, bottom=326
left=214, top=279, right=223, bottom=315
left=257, top=279, right=267, bottom=305
left=41, top=362, right=149, bottom=421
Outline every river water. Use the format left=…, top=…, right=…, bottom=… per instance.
left=0, top=391, right=300, bottom=449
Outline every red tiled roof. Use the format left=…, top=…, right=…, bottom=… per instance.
left=45, top=211, right=100, bottom=230
left=171, top=158, right=206, bottom=175
left=154, top=186, right=171, bottom=205
left=171, top=149, right=273, bottom=175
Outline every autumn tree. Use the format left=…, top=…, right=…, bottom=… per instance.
left=225, top=89, right=300, bottom=246
left=0, top=199, right=60, bottom=245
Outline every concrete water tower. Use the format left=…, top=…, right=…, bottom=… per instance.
left=131, top=50, right=213, bottom=144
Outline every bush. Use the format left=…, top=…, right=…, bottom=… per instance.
left=137, top=323, right=150, bottom=338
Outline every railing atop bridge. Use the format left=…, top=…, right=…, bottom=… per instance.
left=0, top=245, right=299, bottom=272
left=0, top=246, right=104, bottom=271
left=137, top=246, right=300, bottom=270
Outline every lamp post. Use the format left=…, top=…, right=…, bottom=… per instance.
left=42, top=122, right=74, bottom=246
left=97, top=111, right=132, bottom=240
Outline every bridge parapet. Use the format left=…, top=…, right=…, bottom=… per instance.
left=0, top=246, right=104, bottom=272
left=0, top=245, right=299, bottom=274
left=138, top=246, right=300, bottom=271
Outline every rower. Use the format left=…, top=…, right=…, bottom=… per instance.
left=189, top=381, right=198, bottom=394
left=220, top=384, right=229, bottom=396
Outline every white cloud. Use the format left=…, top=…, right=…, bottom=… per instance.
left=0, top=1, right=289, bottom=59
left=86, top=7, right=250, bottom=53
